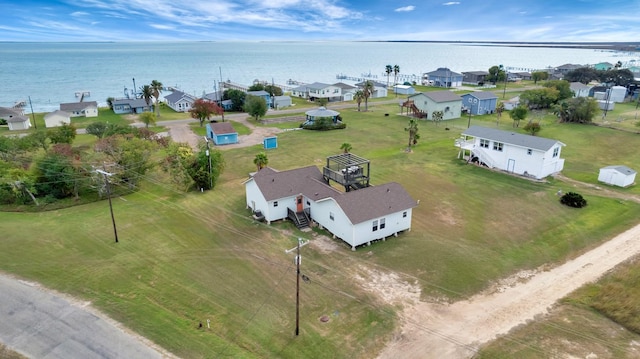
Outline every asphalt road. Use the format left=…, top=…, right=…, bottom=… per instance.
left=0, top=274, right=170, bottom=359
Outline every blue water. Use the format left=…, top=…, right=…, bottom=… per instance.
left=1, top=41, right=638, bottom=112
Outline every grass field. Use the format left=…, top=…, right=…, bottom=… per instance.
left=2, top=96, right=640, bottom=358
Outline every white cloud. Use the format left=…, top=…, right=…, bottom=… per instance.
left=71, top=11, right=90, bottom=17
left=442, top=2, right=460, bottom=5
left=395, top=5, right=415, bottom=12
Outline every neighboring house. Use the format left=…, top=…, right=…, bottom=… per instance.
left=423, top=68, right=463, bottom=88
left=112, top=98, right=152, bottom=114
left=355, top=81, right=388, bottom=98
left=246, top=90, right=272, bottom=108
left=304, top=107, right=340, bottom=125
left=598, top=165, right=636, bottom=187
left=0, top=107, right=30, bottom=131
left=569, top=82, right=592, bottom=98
left=456, top=125, right=565, bottom=179
left=393, top=84, right=416, bottom=95
left=514, top=72, right=532, bottom=81
left=291, top=82, right=342, bottom=101
left=60, top=101, right=98, bottom=117
left=273, top=95, right=292, bottom=109
left=461, top=91, right=498, bottom=115
left=503, top=96, right=520, bottom=110
left=202, top=91, right=232, bottom=110
left=206, top=122, right=238, bottom=145
left=554, top=64, right=583, bottom=76
left=165, top=90, right=197, bottom=112
left=407, top=91, right=462, bottom=120
left=43, top=110, right=71, bottom=128
left=462, top=71, right=489, bottom=85
left=244, top=165, right=418, bottom=250
left=334, top=82, right=357, bottom=101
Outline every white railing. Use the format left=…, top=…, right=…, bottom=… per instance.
left=471, top=147, right=496, bottom=169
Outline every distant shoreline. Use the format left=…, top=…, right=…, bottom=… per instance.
left=375, top=40, right=640, bottom=52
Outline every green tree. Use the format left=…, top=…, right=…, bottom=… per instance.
left=362, top=80, right=374, bottom=111
left=187, top=143, right=224, bottom=190
left=354, top=90, right=364, bottom=111
left=106, top=97, right=115, bottom=110
left=564, top=67, right=599, bottom=84
left=488, top=65, right=505, bottom=84
left=190, top=98, right=224, bottom=127
left=385, top=65, right=393, bottom=88
left=3, top=167, right=38, bottom=205
left=599, top=68, right=635, bottom=87
left=47, top=123, right=76, bottom=144
left=33, top=150, right=76, bottom=199
left=86, top=122, right=109, bottom=139
left=139, top=111, right=157, bottom=128
left=509, top=105, right=528, bottom=127
left=24, top=130, right=49, bottom=151
left=150, top=80, right=163, bottom=117
left=543, top=80, right=573, bottom=101
left=553, top=97, right=600, bottom=123
left=97, top=136, right=156, bottom=187
left=223, top=89, right=246, bottom=111
left=340, top=142, right=352, bottom=153
left=404, top=118, right=420, bottom=150
left=244, top=95, right=267, bottom=122
left=520, top=87, right=559, bottom=109
left=523, top=121, right=542, bottom=136
left=163, top=142, right=194, bottom=191
left=264, top=84, right=283, bottom=96
left=253, top=152, right=268, bottom=171
left=531, top=71, right=549, bottom=84
left=496, top=102, right=505, bottom=125
left=248, top=83, right=265, bottom=91
left=140, top=84, right=153, bottom=107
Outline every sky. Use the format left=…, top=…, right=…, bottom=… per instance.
left=1, top=0, right=639, bottom=42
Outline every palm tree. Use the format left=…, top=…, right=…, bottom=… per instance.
left=253, top=152, right=269, bottom=171
left=362, top=80, right=374, bottom=111
left=150, top=80, right=163, bottom=117
left=404, top=118, right=420, bottom=150
left=385, top=65, right=393, bottom=88
left=140, top=85, right=153, bottom=108
left=354, top=90, right=364, bottom=111
left=393, top=65, right=401, bottom=86
left=496, top=102, right=505, bottom=125
left=340, top=142, right=352, bottom=153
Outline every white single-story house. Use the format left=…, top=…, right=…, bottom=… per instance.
left=1, top=107, right=31, bottom=131
left=598, top=165, right=636, bottom=187
left=291, top=82, right=342, bottom=101
left=273, top=95, right=292, bottom=109
left=60, top=101, right=98, bottom=117
left=408, top=91, right=462, bottom=120
left=456, top=125, right=565, bottom=179
left=245, top=166, right=418, bottom=250
left=206, top=122, right=239, bottom=145
left=355, top=81, right=388, bottom=98
left=165, top=90, right=198, bottom=112
left=44, top=110, right=71, bottom=128
left=569, top=82, right=592, bottom=98
left=394, top=84, right=416, bottom=95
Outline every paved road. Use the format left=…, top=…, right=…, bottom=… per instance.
left=0, top=274, right=172, bottom=359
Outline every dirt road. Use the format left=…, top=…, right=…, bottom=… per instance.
left=377, top=223, right=640, bottom=358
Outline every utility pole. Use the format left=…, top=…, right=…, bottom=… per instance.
left=28, top=96, right=37, bottom=129
left=203, top=137, right=213, bottom=190
left=295, top=238, right=301, bottom=336
left=96, top=167, right=118, bottom=243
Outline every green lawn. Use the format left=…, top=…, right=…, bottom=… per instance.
left=2, top=100, right=640, bottom=358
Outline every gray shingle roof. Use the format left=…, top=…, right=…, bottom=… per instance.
left=601, top=165, right=636, bottom=175
left=60, top=101, right=98, bottom=112
left=463, top=126, right=564, bottom=151
left=251, top=166, right=417, bottom=224
left=424, top=90, right=462, bottom=103
left=570, top=82, right=591, bottom=91
left=164, top=90, right=196, bottom=102
left=247, top=90, right=270, bottom=97
left=305, top=82, right=332, bottom=90
left=112, top=98, right=150, bottom=107
left=425, top=67, right=463, bottom=77
left=463, top=71, right=489, bottom=75
left=210, top=122, right=236, bottom=135
left=305, top=107, right=339, bottom=117
left=463, top=91, right=498, bottom=100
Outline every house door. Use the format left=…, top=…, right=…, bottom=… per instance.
left=296, top=196, right=303, bottom=212
left=507, top=159, right=515, bottom=173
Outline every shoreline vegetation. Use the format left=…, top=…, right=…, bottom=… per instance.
left=376, top=40, right=640, bottom=51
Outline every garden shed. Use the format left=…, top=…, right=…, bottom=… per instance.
left=206, top=122, right=238, bottom=145
left=393, top=84, right=416, bottom=95
left=598, top=165, right=636, bottom=187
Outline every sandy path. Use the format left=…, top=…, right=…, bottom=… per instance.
left=377, top=223, right=640, bottom=358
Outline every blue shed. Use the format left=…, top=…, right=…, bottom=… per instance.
left=263, top=136, right=278, bottom=150
left=206, top=122, right=238, bottom=145
left=461, top=91, right=498, bottom=115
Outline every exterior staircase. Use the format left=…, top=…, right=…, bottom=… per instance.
left=288, top=208, right=311, bottom=229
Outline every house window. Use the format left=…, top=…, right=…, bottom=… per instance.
left=372, top=220, right=378, bottom=231
left=553, top=147, right=559, bottom=158
left=480, top=139, right=490, bottom=148
left=306, top=201, right=310, bottom=206
left=329, top=212, right=334, bottom=221
left=527, top=149, right=532, bottom=155
left=493, top=142, right=504, bottom=152
left=380, top=218, right=386, bottom=229
left=403, top=211, right=407, bottom=218
left=273, top=201, right=278, bottom=207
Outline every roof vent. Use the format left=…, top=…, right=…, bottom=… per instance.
left=387, top=188, right=390, bottom=192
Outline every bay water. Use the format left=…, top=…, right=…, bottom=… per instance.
left=1, top=41, right=638, bottom=113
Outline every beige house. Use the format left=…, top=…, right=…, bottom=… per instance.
left=60, top=101, right=98, bottom=117
left=44, top=110, right=71, bottom=128
left=407, top=91, right=462, bottom=120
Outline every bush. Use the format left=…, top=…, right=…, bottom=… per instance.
left=560, top=192, right=587, bottom=208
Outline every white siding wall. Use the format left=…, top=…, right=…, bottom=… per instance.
left=245, top=180, right=270, bottom=218
left=351, top=209, right=413, bottom=247
left=312, top=199, right=354, bottom=245
left=473, top=138, right=564, bottom=179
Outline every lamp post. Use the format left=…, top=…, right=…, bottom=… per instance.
left=203, top=136, right=213, bottom=190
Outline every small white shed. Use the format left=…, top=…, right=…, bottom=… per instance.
left=393, top=84, right=416, bottom=95
left=44, top=110, right=71, bottom=128
left=598, top=165, right=636, bottom=187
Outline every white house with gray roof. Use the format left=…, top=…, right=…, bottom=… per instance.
left=164, top=90, right=197, bottom=112
left=291, top=82, right=342, bottom=101
left=0, top=107, right=30, bottom=131
left=456, top=126, right=565, bottom=179
left=569, top=82, right=592, bottom=98
left=408, top=91, right=462, bottom=120
left=598, top=165, right=636, bottom=187
left=60, top=101, right=98, bottom=117
left=244, top=166, right=417, bottom=250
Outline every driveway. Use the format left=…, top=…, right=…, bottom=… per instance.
left=0, top=274, right=175, bottom=359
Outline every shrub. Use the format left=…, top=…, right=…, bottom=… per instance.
left=560, top=192, right=587, bottom=208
